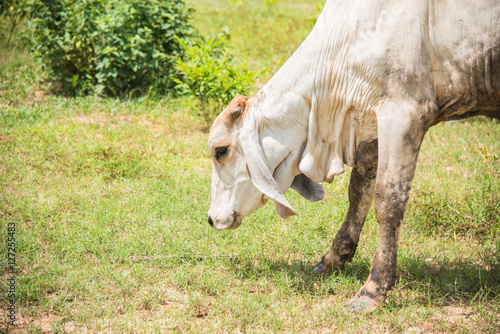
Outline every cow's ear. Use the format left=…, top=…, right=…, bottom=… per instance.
left=239, top=125, right=298, bottom=219
left=291, top=174, right=324, bottom=202
left=227, top=95, right=249, bottom=121
left=229, top=105, right=242, bottom=119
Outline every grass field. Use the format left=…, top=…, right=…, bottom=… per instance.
left=1, top=0, right=499, bottom=332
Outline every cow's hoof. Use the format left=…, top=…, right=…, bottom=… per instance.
left=311, top=262, right=331, bottom=274
left=345, top=295, right=379, bottom=313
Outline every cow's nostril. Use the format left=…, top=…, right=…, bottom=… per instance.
left=208, top=215, right=214, bottom=227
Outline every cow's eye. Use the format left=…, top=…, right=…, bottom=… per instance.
left=215, top=146, right=228, bottom=160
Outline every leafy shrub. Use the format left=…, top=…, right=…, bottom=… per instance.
left=174, top=34, right=262, bottom=122
left=0, top=0, right=34, bottom=48
left=29, top=0, right=196, bottom=96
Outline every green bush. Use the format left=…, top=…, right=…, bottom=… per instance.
left=29, top=0, right=196, bottom=96
left=0, top=0, right=34, bottom=48
left=174, top=34, right=263, bottom=122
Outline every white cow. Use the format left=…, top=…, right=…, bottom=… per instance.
left=208, top=0, right=500, bottom=311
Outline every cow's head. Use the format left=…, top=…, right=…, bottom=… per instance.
left=207, top=95, right=324, bottom=230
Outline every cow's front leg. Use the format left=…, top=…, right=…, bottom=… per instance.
left=346, top=100, right=434, bottom=312
left=313, top=159, right=377, bottom=274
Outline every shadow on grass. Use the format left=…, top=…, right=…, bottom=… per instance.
left=148, top=244, right=499, bottom=304
left=224, top=255, right=371, bottom=295
left=221, top=250, right=500, bottom=302
left=397, top=251, right=500, bottom=302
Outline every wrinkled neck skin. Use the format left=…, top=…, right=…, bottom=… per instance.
left=241, top=1, right=379, bottom=189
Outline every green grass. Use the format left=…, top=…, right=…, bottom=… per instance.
left=1, top=0, right=499, bottom=332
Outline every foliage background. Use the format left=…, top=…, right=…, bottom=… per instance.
left=174, top=34, right=263, bottom=122
left=29, top=0, right=196, bottom=96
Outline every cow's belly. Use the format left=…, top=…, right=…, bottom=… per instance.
left=429, top=0, right=500, bottom=120
left=432, top=56, right=500, bottom=120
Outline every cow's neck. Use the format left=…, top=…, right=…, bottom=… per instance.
left=251, top=1, right=378, bottom=183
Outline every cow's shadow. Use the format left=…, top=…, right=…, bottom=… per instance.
left=225, top=250, right=500, bottom=303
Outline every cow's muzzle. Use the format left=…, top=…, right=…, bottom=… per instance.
left=207, top=211, right=242, bottom=230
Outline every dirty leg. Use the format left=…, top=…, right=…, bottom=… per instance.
left=313, top=161, right=377, bottom=274
left=346, top=99, right=434, bottom=312
left=345, top=178, right=410, bottom=312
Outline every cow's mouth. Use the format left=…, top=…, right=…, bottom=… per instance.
left=226, top=212, right=242, bottom=230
